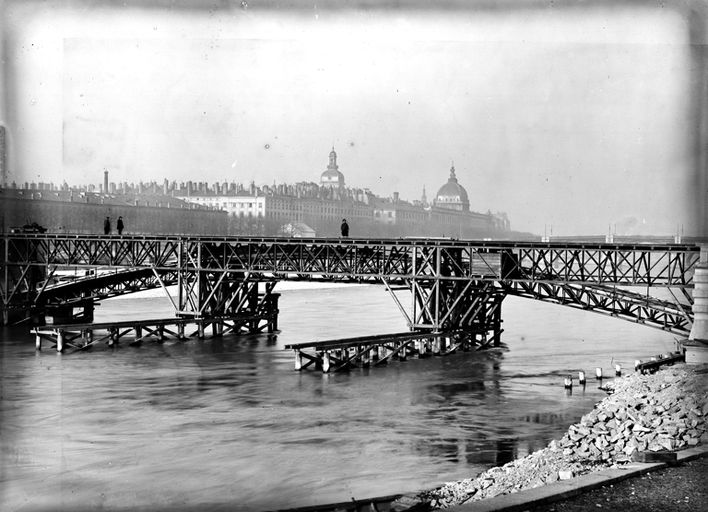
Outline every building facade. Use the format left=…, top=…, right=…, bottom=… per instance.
left=176, top=148, right=511, bottom=238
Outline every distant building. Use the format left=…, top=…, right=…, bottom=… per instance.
left=3, top=148, right=511, bottom=237
left=434, top=165, right=470, bottom=212
left=174, top=148, right=510, bottom=238
left=320, top=147, right=345, bottom=189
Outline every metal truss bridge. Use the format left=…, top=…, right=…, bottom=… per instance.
left=1, top=234, right=701, bottom=344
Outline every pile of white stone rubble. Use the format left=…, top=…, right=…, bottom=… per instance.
left=420, top=364, right=708, bottom=509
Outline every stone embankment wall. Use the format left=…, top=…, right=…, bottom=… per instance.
left=0, top=197, right=228, bottom=235
left=422, top=365, right=708, bottom=509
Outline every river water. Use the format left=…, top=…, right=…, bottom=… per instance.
left=0, top=283, right=679, bottom=511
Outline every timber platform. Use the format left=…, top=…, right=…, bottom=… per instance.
left=33, top=312, right=278, bottom=352
left=285, top=328, right=502, bottom=373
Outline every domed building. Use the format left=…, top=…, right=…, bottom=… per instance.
left=320, top=147, right=345, bottom=189
left=434, top=164, right=470, bottom=212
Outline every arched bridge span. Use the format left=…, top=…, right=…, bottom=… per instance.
left=1, top=234, right=700, bottom=339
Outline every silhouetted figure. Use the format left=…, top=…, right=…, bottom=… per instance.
left=117, top=216, right=124, bottom=235
left=340, top=218, right=349, bottom=237
left=104, top=216, right=111, bottom=235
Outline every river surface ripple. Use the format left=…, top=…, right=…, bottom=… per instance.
left=0, top=284, right=678, bottom=511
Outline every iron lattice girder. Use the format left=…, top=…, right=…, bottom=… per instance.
left=513, top=246, right=696, bottom=286
left=502, top=280, right=693, bottom=335
left=3, top=235, right=699, bottom=283
left=2, top=236, right=700, bottom=313
left=410, top=278, right=503, bottom=331
left=37, top=268, right=179, bottom=303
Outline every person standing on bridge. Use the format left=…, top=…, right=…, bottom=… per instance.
left=117, top=216, right=124, bottom=235
left=340, top=218, right=349, bottom=237
left=103, top=216, right=111, bottom=235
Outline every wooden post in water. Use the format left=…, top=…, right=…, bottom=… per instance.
left=362, top=345, right=370, bottom=367
left=294, top=349, right=302, bottom=371
left=35, top=332, right=41, bottom=350
left=432, top=334, right=441, bottom=355
left=56, top=330, right=64, bottom=352
left=322, top=351, right=331, bottom=373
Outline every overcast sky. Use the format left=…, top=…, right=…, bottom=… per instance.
left=0, top=1, right=698, bottom=235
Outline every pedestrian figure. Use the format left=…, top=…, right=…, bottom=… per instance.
left=117, top=216, right=124, bottom=235
left=104, top=216, right=111, bottom=235
left=340, top=218, right=349, bottom=237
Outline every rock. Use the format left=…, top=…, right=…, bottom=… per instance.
left=558, top=470, right=574, bottom=480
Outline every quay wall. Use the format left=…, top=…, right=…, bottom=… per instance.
left=0, top=196, right=229, bottom=235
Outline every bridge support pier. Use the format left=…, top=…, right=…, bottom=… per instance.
left=686, top=244, right=708, bottom=364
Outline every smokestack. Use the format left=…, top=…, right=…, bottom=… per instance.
left=0, top=126, right=6, bottom=188
left=103, top=170, right=109, bottom=194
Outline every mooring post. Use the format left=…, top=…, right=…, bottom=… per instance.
left=294, top=349, right=302, bottom=371
left=35, top=332, right=41, bottom=351
left=198, top=321, right=205, bottom=339
left=108, top=328, right=116, bottom=347
left=56, top=330, right=64, bottom=352
left=177, top=323, right=185, bottom=339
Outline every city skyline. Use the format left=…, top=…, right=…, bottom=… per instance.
left=0, top=1, right=701, bottom=236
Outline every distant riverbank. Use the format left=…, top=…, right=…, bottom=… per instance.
left=416, top=364, right=708, bottom=509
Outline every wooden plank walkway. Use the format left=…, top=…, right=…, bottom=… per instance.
left=284, top=329, right=496, bottom=373
left=634, top=351, right=685, bottom=374
left=32, top=313, right=275, bottom=352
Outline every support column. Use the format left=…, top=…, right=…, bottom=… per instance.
left=687, top=244, right=708, bottom=363
left=398, top=341, right=407, bottom=361
left=56, top=330, right=64, bottom=352
left=492, top=297, right=503, bottom=347
left=322, top=351, right=331, bottom=373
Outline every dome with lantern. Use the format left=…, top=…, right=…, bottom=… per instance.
left=434, top=164, right=470, bottom=212
left=320, top=147, right=345, bottom=189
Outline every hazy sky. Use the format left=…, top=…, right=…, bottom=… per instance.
left=0, top=1, right=698, bottom=235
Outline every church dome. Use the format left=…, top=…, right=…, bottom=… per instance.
left=320, top=147, right=345, bottom=188
left=435, top=165, right=469, bottom=212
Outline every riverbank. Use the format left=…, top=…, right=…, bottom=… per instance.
left=411, top=363, right=708, bottom=510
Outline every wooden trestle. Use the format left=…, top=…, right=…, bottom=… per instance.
left=285, top=327, right=503, bottom=374
left=33, top=310, right=278, bottom=352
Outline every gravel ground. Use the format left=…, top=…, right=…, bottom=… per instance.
left=418, top=364, right=708, bottom=510
left=528, top=456, right=708, bottom=512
